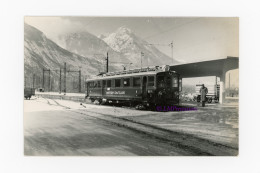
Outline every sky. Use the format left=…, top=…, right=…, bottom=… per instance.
left=25, top=16, right=239, bottom=87
left=25, top=16, right=238, bottom=62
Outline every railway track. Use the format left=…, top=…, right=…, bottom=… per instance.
left=42, top=97, right=238, bottom=156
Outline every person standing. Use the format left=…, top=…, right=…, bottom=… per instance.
left=200, top=84, right=208, bottom=107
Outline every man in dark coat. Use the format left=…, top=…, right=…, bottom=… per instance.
left=200, top=84, right=208, bottom=107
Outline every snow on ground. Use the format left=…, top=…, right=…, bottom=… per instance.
left=24, top=96, right=238, bottom=149
left=24, top=97, right=63, bottom=112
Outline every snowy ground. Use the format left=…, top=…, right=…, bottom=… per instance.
left=24, top=96, right=238, bottom=156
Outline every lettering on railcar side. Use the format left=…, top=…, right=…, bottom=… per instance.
left=106, top=91, right=126, bottom=95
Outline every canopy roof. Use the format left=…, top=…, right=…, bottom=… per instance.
left=170, top=56, right=239, bottom=78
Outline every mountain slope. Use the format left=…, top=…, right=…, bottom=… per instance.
left=102, top=27, right=179, bottom=67
left=56, top=32, right=130, bottom=70
left=24, top=23, right=105, bottom=91
left=57, top=26, right=179, bottom=71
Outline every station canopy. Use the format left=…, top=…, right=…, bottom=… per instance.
left=170, top=56, right=239, bottom=78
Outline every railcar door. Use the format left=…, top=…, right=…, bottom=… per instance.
left=142, top=76, right=147, bottom=98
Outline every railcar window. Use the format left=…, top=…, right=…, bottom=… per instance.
left=148, top=76, right=155, bottom=86
left=133, top=77, right=141, bottom=87
left=103, top=80, right=106, bottom=88
left=123, top=78, right=130, bottom=87
left=166, top=76, right=171, bottom=86
left=89, top=82, right=94, bottom=88
left=115, top=79, right=121, bottom=87
left=93, top=81, right=97, bottom=88
left=97, top=81, right=101, bottom=88
left=157, top=76, right=165, bottom=88
left=107, top=80, right=111, bottom=87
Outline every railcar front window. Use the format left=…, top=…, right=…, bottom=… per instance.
left=166, top=76, right=171, bottom=86
left=157, top=76, right=165, bottom=88
left=172, top=77, right=178, bottom=88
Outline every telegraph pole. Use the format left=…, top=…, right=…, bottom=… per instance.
left=170, top=41, right=173, bottom=64
left=229, top=73, right=231, bottom=90
left=48, top=69, right=51, bottom=92
left=229, top=73, right=231, bottom=96
left=215, top=76, right=218, bottom=96
left=79, top=69, right=81, bottom=93
left=64, top=62, right=66, bottom=95
left=106, top=52, right=109, bottom=73
left=141, top=52, right=144, bottom=69
left=59, top=68, right=62, bottom=94
left=32, top=74, right=35, bottom=88
left=67, top=68, right=82, bottom=93
left=42, top=68, right=45, bottom=88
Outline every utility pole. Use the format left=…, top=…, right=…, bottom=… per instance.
left=63, top=63, right=67, bottom=94
left=79, top=69, right=81, bottom=93
left=215, top=76, right=218, bottom=96
left=229, top=73, right=231, bottom=96
left=59, top=68, right=62, bottom=94
left=141, top=52, right=144, bottom=69
left=67, top=68, right=82, bottom=93
left=42, top=68, right=45, bottom=89
left=106, top=52, right=109, bottom=73
left=32, top=74, right=35, bottom=88
left=48, top=69, right=51, bottom=92
left=229, top=73, right=231, bottom=90
left=170, top=41, right=173, bottom=64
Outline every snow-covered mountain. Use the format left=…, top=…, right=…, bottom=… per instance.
left=56, top=31, right=130, bottom=70
left=57, top=26, right=178, bottom=70
left=24, top=23, right=106, bottom=91
left=102, top=27, right=179, bottom=67
left=24, top=23, right=106, bottom=75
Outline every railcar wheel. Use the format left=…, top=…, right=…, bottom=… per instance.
left=207, top=97, right=212, bottom=103
left=135, top=104, right=145, bottom=110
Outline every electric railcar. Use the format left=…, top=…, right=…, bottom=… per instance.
left=85, top=65, right=182, bottom=107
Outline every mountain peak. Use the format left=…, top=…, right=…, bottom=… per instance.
left=116, top=26, right=132, bottom=34
left=102, top=26, right=134, bottom=52
left=101, top=26, right=179, bottom=66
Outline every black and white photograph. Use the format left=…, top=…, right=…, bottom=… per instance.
left=24, top=16, right=239, bottom=156
left=3, top=0, right=260, bottom=173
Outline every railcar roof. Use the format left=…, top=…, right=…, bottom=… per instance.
left=86, top=71, right=167, bottom=81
